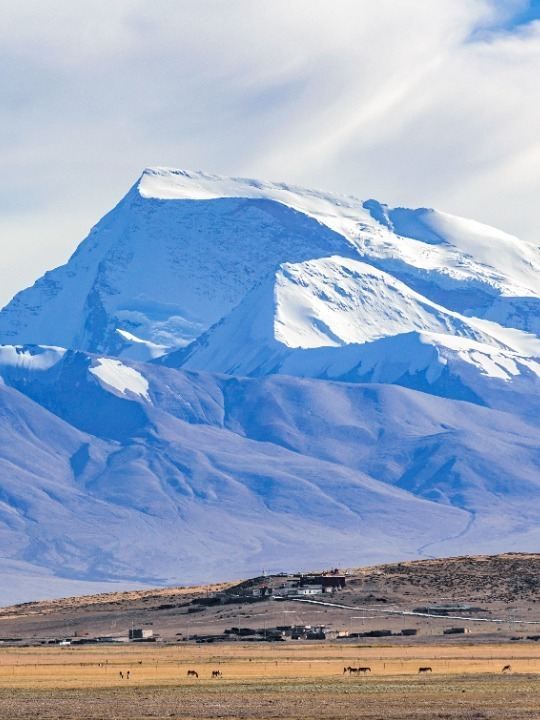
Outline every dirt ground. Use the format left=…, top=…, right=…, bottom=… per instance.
left=1, top=554, right=538, bottom=646
left=0, top=555, right=538, bottom=718
left=0, top=642, right=538, bottom=719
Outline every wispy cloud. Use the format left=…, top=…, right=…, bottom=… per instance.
left=1, top=0, right=539, bottom=305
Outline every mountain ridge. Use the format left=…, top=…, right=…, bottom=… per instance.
left=1, top=168, right=539, bottom=357
left=0, top=168, right=538, bottom=604
left=0, top=343, right=539, bottom=604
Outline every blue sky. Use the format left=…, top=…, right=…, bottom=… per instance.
left=468, top=0, right=540, bottom=34
left=505, top=0, right=540, bottom=27
left=1, top=0, right=539, bottom=306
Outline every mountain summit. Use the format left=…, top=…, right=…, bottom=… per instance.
left=1, top=168, right=538, bottom=358
left=0, top=169, right=538, bottom=604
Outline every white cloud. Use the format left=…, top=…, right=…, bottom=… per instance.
left=1, top=0, right=539, bottom=306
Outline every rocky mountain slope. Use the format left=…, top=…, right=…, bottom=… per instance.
left=0, top=168, right=538, bottom=604
left=0, top=344, right=538, bottom=605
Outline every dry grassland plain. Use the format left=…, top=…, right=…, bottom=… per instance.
left=0, top=642, right=539, bottom=719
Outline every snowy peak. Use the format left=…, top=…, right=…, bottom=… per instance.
left=163, top=253, right=519, bottom=375
left=139, top=168, right=540, bottom=297
left=138, top=167, right=371, bottom=226
left=157, top=237, right=539, bottom=421
left=0, top=176, right=354, bottom=355
left=1, top=167, right=539, bottom=360
left=273, top=256, right=489, bottom=349
left=355, top=204, right=540, bottom=335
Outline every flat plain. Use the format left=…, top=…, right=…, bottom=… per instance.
left=0, top=642, right=539, bottom=719
left=1, top=555, right=538, bottom=718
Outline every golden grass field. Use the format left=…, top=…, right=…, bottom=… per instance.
left=0, top=642, right=539, bottom=719
left=1, top=642, right=540, bottom=687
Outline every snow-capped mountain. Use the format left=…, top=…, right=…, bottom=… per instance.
left=161, top=256, right=540, bottom=420
left=1, top=168, right=538, bottom=357
left=0, top=168, right=538, bottom=604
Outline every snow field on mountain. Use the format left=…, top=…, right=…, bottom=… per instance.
left=1, top=168, right=539, bottom=358
left=0, top=344, right=66, bottom=371
left=89, top=358, right=150, bottom=400
left=273, top=256, right=491, bottom=348
left=0, top=167, right=538, bottom=603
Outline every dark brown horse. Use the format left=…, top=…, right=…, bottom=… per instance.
left=187, top=669, right=199, bottom=678
left=418, top=667, right=433, bottom=673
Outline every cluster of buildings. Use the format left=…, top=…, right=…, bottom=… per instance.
left=31, top=628, right=156, bottom=646
left=337, top=628, right=418, bottom=639
left=187, top=624, right=328, bottom=643
left=185, top=570, right=347, bottom=614
left=247, top=571, right=347, bottom=599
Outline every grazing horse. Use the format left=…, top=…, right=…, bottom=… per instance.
left=502, top=665, right=512, bottom=673
left=187, top=669, right=199, bottom=678
left=418, top=667, right=433, bottom=673
left=212, top=670, right=222, bottom=678
left=358, top=667, right=371, bottom=674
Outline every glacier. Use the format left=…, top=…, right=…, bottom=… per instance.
left=0, top=168, right=538, bottom=604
